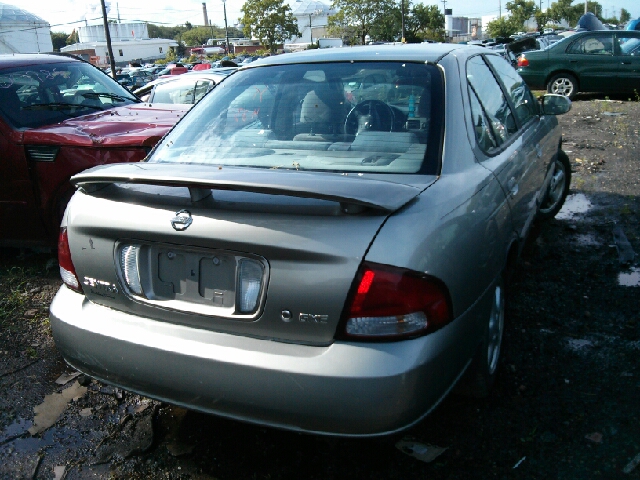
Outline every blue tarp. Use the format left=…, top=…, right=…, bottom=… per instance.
left=575, top=12, right=606, bottom=31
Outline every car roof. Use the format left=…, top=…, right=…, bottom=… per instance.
left=0, top=53, right=81, bottom=69
left=250, top=43, right=482, bottom=67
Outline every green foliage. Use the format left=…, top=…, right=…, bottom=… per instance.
left=620, top=8, right=631, bottom=23
left=485, top=16, right=518, bottom=38
left=506, top=0, right=537, bottom=28
left=326, top=10, right=360, bottom=45
left=368, top=2, right=401, bottom=42
left=407, top=3, right=445, bottom=42
left=546, top=0, right=604, bottom=27
left=147, top=24, right=186, bottom=41
left=329, top=0, right=396, bottom=45
left=50, top=31, right=68, bottom=52
left=181, top=26, right=225, bottom=46
left=240, top=0, right=300, bottom=53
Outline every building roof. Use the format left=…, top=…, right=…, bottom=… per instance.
left=0, top=2, right=49, bottom=25
left=289, top=0, right=333, bottom=17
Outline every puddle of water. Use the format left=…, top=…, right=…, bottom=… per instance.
left=567, top=338, right=594, bottom=351
left=556, top=193, right=593, bottom=220
left=0, top=418, right=32, bottom=443
left=619, top=267, right=640, bottom=287
left=574, top=233, right=601, bottom=247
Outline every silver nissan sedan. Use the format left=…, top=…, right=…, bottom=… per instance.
left=50, top=44, right=571, bottom=437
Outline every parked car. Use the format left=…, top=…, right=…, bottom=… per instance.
left=133, top=67, right=237, bottom=103
left=51, top=44, right=571, bottom=436
left=146, top=70, right=236, bottom=104
left=0, top=53, right=190, bottom=247
left=517, top=30, right=640, bottom=98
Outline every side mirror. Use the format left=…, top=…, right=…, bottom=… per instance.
left=540, top=94, right=572, bottom=115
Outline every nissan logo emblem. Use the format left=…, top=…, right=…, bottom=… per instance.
left=171, top=209, right=193, bottom=231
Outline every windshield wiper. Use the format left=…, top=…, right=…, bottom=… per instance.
left=80, top=92, right=134, bottom=102
left=22, top=102, right=104, bottom=111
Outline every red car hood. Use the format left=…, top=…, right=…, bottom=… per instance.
left=22, top=103, right=190, bottom=148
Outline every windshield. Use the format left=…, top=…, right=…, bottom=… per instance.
left=0, top=60, right=139, bottom=129
left=150, top=61, right=442, bottom=175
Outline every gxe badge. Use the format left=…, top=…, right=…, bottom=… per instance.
left=171, top=209, right=193, bottom=231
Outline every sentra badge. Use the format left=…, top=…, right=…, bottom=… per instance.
left=171, top=209, right=193, bottom=231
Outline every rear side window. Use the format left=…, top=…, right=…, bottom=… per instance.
left=466, top=56, right=517, bottom=150
left=567, top=34, right=614, bottom=55
left=485, top=55, right=537, bottom=125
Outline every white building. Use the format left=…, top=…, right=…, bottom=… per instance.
left=61, top=23, right=177, bottom=67
left=284, top=0, right=334, bottom=49
left=0, top=2, right=53, bottom=53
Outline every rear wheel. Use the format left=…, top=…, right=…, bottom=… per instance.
left=455, top=278, right=505, bottom=398
left=538, top=150, right=571, bottom=220
left=547, top=73, right=578, bottom=99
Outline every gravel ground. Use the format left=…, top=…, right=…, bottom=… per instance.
left=1, top=97, right=639, bottom=479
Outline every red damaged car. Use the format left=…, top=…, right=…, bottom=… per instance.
left=0, top=54, right=190, bottom=247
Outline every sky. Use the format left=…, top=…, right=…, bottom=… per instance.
left=23, top=0, right=640, bottom=35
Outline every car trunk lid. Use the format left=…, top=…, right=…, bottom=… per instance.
left=66, top=163, right=431, bottom=345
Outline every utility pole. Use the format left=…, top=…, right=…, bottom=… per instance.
left=222, top=0, right=230, bottom=54
left=401, top=0, right=405, bottom=43
left=442, top=0, right=448, bottom=38
left=101, top=0, right=116, bottom=79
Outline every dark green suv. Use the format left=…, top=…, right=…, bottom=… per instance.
left=517, top=30, right=640, bottom=98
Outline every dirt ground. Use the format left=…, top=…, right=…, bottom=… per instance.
left=1, top=97, right=639, bottom=479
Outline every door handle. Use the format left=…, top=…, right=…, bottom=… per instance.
left=507, top=177, right=519, bottom=197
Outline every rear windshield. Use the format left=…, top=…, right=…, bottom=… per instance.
left=150, top=61, right=442, bottom=175
left=0, top=61, right=139, bottom=129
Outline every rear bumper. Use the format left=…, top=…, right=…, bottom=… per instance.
left=50, top=286, right=478, bottom=437
left=517, top=69, right=547, bottom=91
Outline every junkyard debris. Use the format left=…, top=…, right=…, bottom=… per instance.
left=612, top=225, right=636, bottom=264
left=395, top=438, right=448, bottom=463
left=53, top=465, right=66, bottom=480
left=584, top=432, right=603, bottom=443
left=55, top=371, right=81, bottom=385
left=623, top=452, right=640, bottom=474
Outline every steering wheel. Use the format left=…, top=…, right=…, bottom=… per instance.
left=344, top=100, right=395, bottom=135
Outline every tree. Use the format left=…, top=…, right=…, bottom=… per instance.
left=329, top=0, right=395, bottom=45
left=326, top=10, right=360, bottom=45
left=485, top=16, right=518, bottom=38
left=369, top=2, right=401, bottom=42
left=406, top=3, right=445, bottom=42
left=181, top=26, right=224, bottom=46
left=507, top=0, right=537, bottom=27
left=50, top=31, right=68, bottom=52
left=240, top=0, right=299, bottom=53
left=620, top=8, right=631, bottom=23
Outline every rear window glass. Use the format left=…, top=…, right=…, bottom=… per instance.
left=150, top=62, right=442, bottom=175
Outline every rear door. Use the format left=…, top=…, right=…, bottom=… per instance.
left=466, top=54, right=545, bottom=241
left=616, top=33, right=640, bottom=93
left=564, top=33, right=619, bottom=93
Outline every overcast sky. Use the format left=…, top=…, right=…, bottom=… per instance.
left=25, top=0, right=640, bottom=34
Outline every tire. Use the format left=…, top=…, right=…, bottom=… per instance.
left=455, top=278, right=505, bottom=398
left=547, top=73, right=578, bottom=99
left=538, top=149, right=571, bottom=220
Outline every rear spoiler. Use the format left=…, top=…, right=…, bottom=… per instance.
left=71, top=163, right=425, bottom=213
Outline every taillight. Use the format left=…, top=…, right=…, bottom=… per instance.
left=338, top=262, right=452, bottom=341
left=58, top=227, right=83, bottom=293
left=517, top=55, right=529, bottom=68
